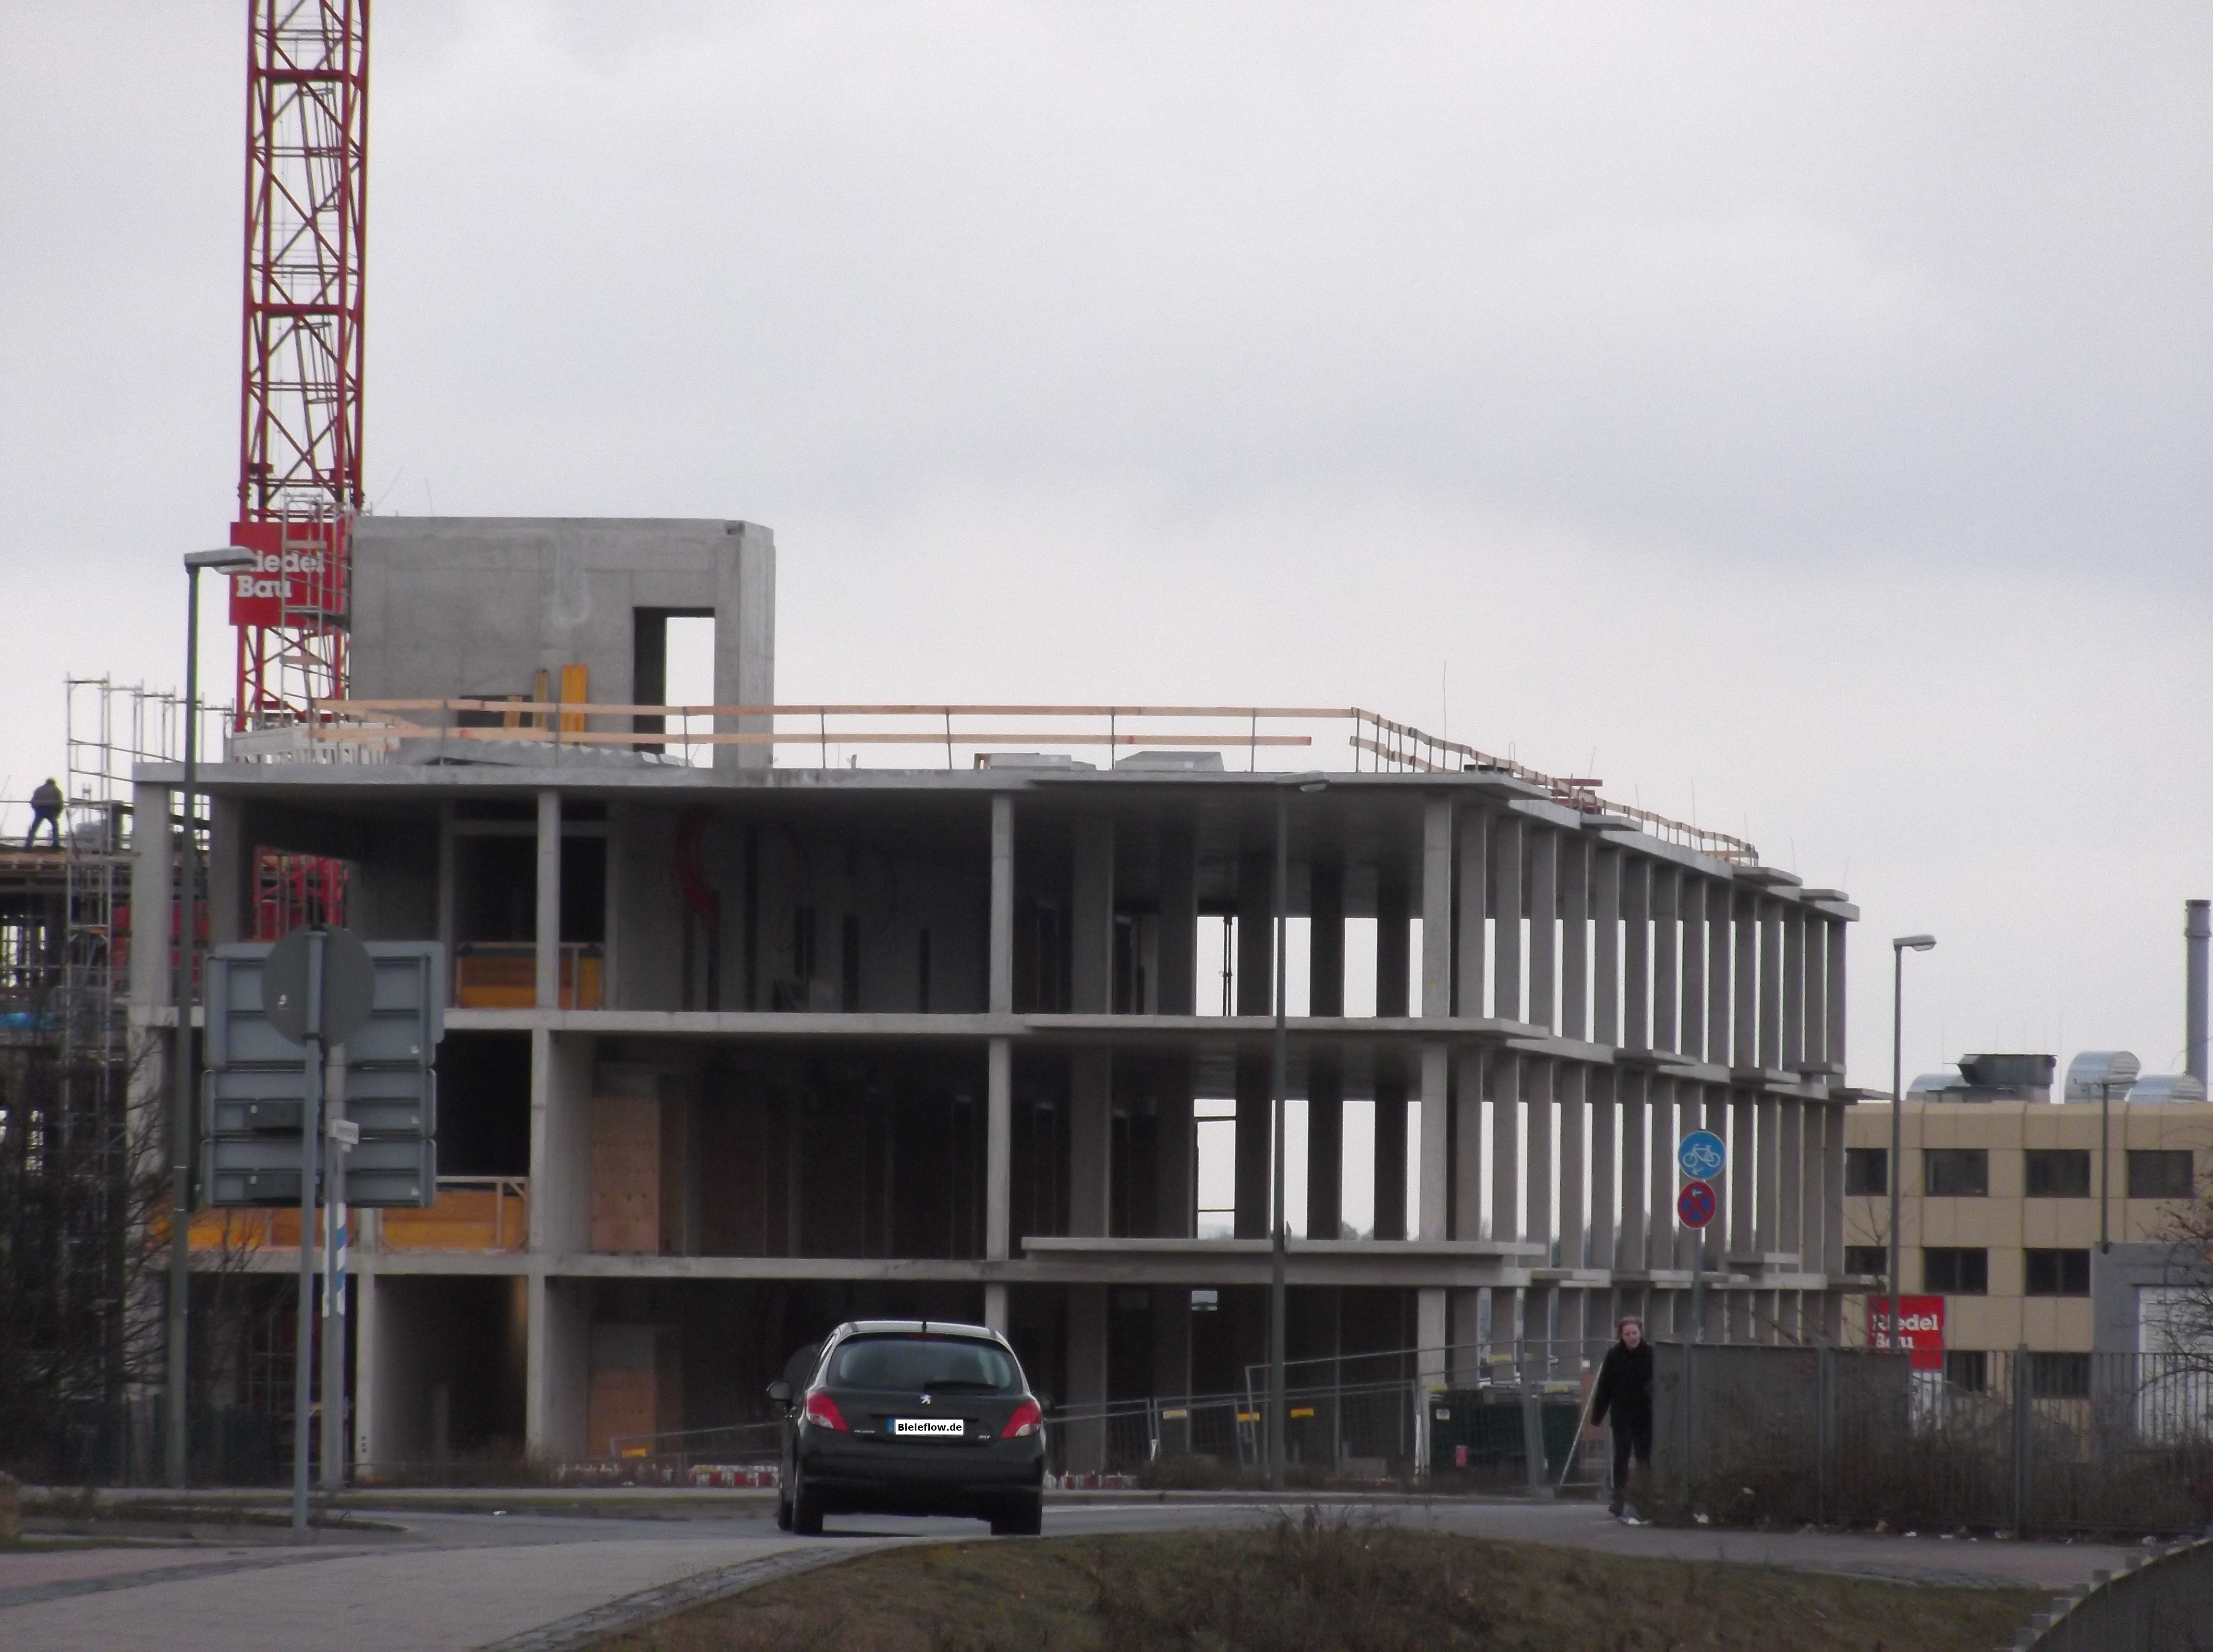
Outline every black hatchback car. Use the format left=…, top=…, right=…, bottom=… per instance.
left=769, top=1320, right=1046, bottom=1536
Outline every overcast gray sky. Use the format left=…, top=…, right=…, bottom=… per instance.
left=1, top=2, right=2208, bottom=1089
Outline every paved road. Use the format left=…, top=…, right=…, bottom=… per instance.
left=0, top=1492, right=2128, bottom=1651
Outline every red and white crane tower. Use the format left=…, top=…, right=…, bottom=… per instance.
left=226, top=0, right=369, bottom=933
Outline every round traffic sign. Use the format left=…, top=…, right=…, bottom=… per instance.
left=263, top=924, right=377, bottom=1047
left=1677, top=1130, right=1727, bottom=1181
left=1677, top=1179, right=1718, bottom=1228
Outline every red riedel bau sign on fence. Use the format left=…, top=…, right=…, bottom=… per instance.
left=1867, top=1295, right=1945, bottom=1371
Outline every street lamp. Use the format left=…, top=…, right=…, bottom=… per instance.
left=168, top=546, right=257, bottom=1488
left=1269, top=772, right=1328, bottom=1492
left=1886, top=934, right=1937, bottom=1354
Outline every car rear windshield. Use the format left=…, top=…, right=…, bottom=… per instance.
left=828, top=1335, right=1019, bottom=1393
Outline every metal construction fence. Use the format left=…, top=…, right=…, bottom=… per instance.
left=1650, top=1341, right=2213, bottom=1535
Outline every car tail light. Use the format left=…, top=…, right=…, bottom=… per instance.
left=803, top=1389, right=849, bottom=1431
left=1001, top=1399, right=1042, bottom=1439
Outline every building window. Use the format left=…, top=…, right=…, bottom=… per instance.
left=1944, top=1350, right=1988, bottom=1393
left=2128, top=1150, right=2195, bottom=1200
left=2024, top=1149, right=2091, bottom=1198
left=2024, top=1248, right=2091, bottom=1296
left=1924, top=1247, right=1988, bottom=1295
left=1844, top=1245, right=1889, bottom=1278
left=1844, top=1148, right=1888, bottom=1196
left=1924, top=1149, right=1989, bottom=1197
left=2027, top=1352, right=2091, bottom=1399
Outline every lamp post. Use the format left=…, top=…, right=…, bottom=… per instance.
left=1886, top=934, right=1936, bottom=1354
left=167, top=546, right=257, bottom=1488
left=1269, top=773, right=1327, bottom=1491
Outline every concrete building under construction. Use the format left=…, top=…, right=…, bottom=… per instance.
left=128, top=518, right=1865, bottom=1476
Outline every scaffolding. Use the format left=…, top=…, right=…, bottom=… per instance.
left=0, top=679, right=227, bottom=1480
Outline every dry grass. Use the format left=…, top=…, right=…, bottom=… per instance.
left=590, top=1509, right=2044, bottom=1652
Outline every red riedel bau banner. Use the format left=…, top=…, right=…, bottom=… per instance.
left=1867, top=1295, right=1945, bottom=1371
left=227, top=520, right=345, bottom=629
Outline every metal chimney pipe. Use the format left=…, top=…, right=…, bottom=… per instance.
left=2188, top=899, right=2210, bottom=1087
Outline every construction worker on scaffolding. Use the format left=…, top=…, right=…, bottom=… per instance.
left=24, top=778, right=63, bottom=849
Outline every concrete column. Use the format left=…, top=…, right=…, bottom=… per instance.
left=1066, top=1286, right=1108, bottom=1472
left=985, top=1285, right=1009, bottom=1335
left=1308, top=854, right=1344, bottom=1017
left=1422, top=796, right=1453, bottom=1020
left=1528, top=829, right=1557, bottom=1032
left=989, top=797, right=1014, bottom=1014
left=1797, top=1099, right=1825, bottom=1274
left=1755, top=1096, right=1781, bottom=1258
left=1647, top=1081, right=1676, bottom=1278
left=1069, top=1050, right=1112, bottom=1237
left=1777, top=1100, right=1804, bottom=1270
left=1376, top=872, right=1410, bottom=1015
left=1622, top=856, right=1649, bottom=1052
left=1452, top=1051, right=1483, bottom=1239
left=1651, top=866, right=1678, bottom=1055
left=1307, top=855, right=1344, bottom=1242
left=1825, top=918, right=1848, bottom=1070
left=1699, top=1089, right=1731, bottom=1341
left=986, top=1038, right=1012, bottom=1261
left=1525, top=1060, right=1556, bottom=1271
left=1732, top=894, right=1758, bottom=1070
left=1782, top=908, right=1806, bottom=1070
left=1821, top=1101, right=1846, bottom=1293
left=525, top=1275, right=590, bottom=1462
left=436, top=801, right=457, bottom=1003
left=1588, top=1069, right=1617, bottom=1280
left=1803, top=911, right=1827, bottom=1072
left=1417, top=1288, right=1448, bottom=1416
left=1151, top=1288, right=1191, bottom=1404
left=1491, top=1053, right=1520, bottom=1250
left=1419, top=1042, right=1449, bottom=1240
left=1071, top=819, right=1115, bottom=1014
left=1706, top=883, right=1731, bottom=1066
left=1236, top=851, right=1272, bottom=1017
left=712, top=521, right=777, bottom=773
left=1492, top=813, right=1523, bottom=1024
left=1306, top=1053, right=1342, bottom=1240
left=1616, top=1075, right=1646, bottom=1271
left=1234, top=1055, right=1271, bottom=1239
left=1679, top=877, right=1706, bottom=1062
left=1593, top=848, right=1621, bottom=1045
left=207, top=794, right=248, bottom=946
left=1157, top=829, right=1198, bottom=1015
left=1449, top=1286, right=1483, bottom=1384
left=1758, top=901, right=1783, bottom=1071
left=529, top=1029, right=595, bottom=1255
left=1373, top=1073, right=1408, bottom=1240
left=129, top=781, right=173, bottom=1013
left=1455, top=809, right=1487, bottom=1017
left=1558, top=1065, right=1588, bottom=1271
left=536, top=789, right=562, bottom=1008
left=1559, top=835, right=1589, bottom=1040
left=1157, top=1078, right=1194, bottom=1239
left=1727, top=1091, right=1755, bottom=1340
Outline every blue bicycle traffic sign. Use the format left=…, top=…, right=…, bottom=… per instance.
left=1678, top=1130, right=1727, bottom=1181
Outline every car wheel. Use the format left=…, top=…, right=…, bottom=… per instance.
left=989, top=1495, right=1043, bottom=1537
left=790, top=1475, right=825, bottom=1536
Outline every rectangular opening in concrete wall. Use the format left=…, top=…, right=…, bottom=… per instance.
left=368, top=1275, right=526, bottom=1475
left=1343, top=1098, right=1376, bottom=1238
left=1195, top=1098, right=1235, bottom=1236
left=435, top=1031, right=531, bottom=1177
left=631, top=608, right=714, bottom=762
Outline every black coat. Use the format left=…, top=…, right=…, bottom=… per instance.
left=1590, top=1339, right=1653, bottom=1432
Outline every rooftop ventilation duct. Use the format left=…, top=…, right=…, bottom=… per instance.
left=2064, top=1050, right=2141, bottom=1103
left=2126, top=1074, right=2208, bottom=1104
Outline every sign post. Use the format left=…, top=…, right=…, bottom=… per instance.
left=262, top=924, right=376, bottom=1539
